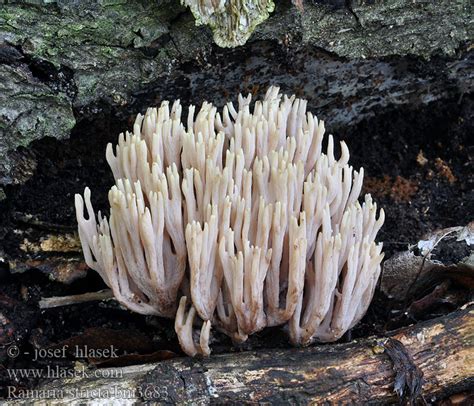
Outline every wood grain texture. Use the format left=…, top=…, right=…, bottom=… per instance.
left=25, top=306, right=473, bottom=405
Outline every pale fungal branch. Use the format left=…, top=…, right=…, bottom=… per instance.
left=186, top=204, right=223, bottom=321
left=75, top=86, right=385, bottom=356
left=218, top=225, right=272, bottom=336
left=289, top=196, right=385, bottom=345
left=175, top=296, right=211, bottom=357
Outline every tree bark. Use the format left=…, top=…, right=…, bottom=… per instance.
left=0, top=0, right=471, bottom=185
left=17, top=305, right=472, bottom=405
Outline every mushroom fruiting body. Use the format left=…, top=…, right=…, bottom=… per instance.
left=75, top=87, right=384, bottom=356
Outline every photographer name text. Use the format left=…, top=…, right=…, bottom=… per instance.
left=32, top=345, right=118, bottom=361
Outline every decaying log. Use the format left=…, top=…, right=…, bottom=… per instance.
left=10, top=305, right=472, bottom=405
left=0, top=0, right=471, bottom=186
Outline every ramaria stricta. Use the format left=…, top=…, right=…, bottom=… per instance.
left=75, top=87, right=385, bottom=356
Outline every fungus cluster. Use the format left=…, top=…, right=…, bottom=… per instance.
left=75, top=87, right=384, bottom=356
left=181, top=0, right=275, bottom=47
left=180, top=0, right=303, bottom=48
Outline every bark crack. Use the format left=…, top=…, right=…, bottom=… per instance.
left=346, top=0, right=362, bottom=28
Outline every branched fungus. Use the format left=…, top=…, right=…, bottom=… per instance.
left=76, top=87, right=384, bottom=356
left=181, top=0, right=275, bottom=48
left=180, top=0, right=306, bottom=48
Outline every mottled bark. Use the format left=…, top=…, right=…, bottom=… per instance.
left=25, top=306, right=473, bottom=405
left=0, top=0, right=472, bottom=186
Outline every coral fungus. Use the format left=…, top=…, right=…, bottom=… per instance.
left=76, top=87, right=384, bottom=356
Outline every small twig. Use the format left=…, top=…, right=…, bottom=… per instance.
left=407, top=280, right=452, bottom=318
left=12, top=212, right=77, bottom=232
left=39, top=289, right=114, bottom=309
left=383, top=241, right=411, bottom=245
left=403, top=229, right=458, bottom=306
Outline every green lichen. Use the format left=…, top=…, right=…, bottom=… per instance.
left=0, top=65, right=75, bottom=184
left=0, top=2, right=181, bottom=107
left=301, top=0, right=471, bottom=59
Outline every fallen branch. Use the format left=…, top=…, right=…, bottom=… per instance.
left=23, top=305, right=473, bottom=404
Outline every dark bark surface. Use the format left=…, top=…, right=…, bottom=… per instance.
left=0, top=0, right=472, bottom=185
left=20, top=306, right=473, bottom=404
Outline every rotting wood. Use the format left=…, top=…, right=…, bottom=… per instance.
left=0, top=1, right=471, bottom=186
left=11, top=305, right=472, bottom=405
